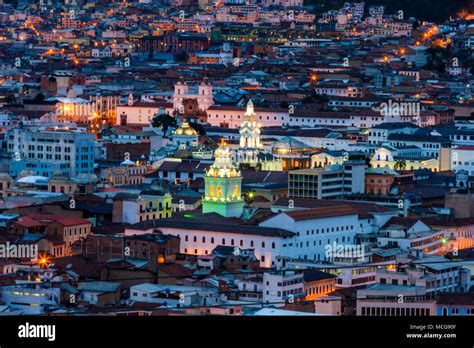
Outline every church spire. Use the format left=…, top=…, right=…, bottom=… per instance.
left=244, top=99, right=255, bottom=122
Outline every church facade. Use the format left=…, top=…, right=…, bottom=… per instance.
left=202, top=141, right=244, bottom=218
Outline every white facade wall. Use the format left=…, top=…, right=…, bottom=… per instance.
left=260, top=213, right=360, bottom=261
left=207, top=108, right=289, bottom=129
left=262, top=272, right=304, bottom=306
left=451, top=148, right=474, bottom=175
left=294, top=136, right=354, bottom=151
left=289, top=115, right=351, bottom=127
left=116, top=105, right=174, bottom=125
left=125, top=226, right=286, bottom=268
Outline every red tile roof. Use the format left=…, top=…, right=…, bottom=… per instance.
left=26, top=214, right=91, bottom=226
left=15, top=216, right=46, bottom=228
left=284, top=205, right=358, bottom=221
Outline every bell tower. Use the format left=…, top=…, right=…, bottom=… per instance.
left=236, top=100, right=261, bottom=165
left=202, top=140, right=243, bottom=218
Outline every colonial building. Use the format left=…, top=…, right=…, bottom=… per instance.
left=173, top=79, right=214, bottom=115
left=202, top=141, right=244, bottom=218
left=172, top=118, right=199, bottom=150
left=234, top=100, right=262, bottom=166
left=112, top=190, right=173, bottom=224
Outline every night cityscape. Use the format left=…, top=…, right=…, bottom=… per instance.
left=0, top=0, right=473, bottom=345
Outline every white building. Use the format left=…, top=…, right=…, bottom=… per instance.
left=260, top=205, right=361, bottom=262
left=45, top=97, right=98, bottom=124
left=288, top=161, right=366, bottom=200
left=2, top=284, right=60, bottom=314
left=130, top=283, right=221, bottom=307
left=262, top=271, right=304, bottom=306
left=451, top=146, right=474, bottom=175
left=116, top=101, right=173, bottom=126
left=314, top=85, right=363, bottom=98
left=377, top=218, right=446, bottom=256
left=124, top=216, right=295, bottom=268
left=207, top=105, right=289, bottom=129
left=173, top=79, right=213, bottom=113
left=234, top=100, right=262, bottom=166
left=7, top=125, right=95, bottom=178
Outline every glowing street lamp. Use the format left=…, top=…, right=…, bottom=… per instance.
left=37, top=253, right=50, bottom=269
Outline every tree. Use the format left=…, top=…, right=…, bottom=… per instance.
left=280, top=101, right=289, bottom=109
left=189, top=121, right=206, bottom=136
left=244, top=191, right=255, bottom=206
left=151, top=113, right=177, bottom=137
left=394, top=159, right=407, bottom=171
left=33, top=93, right=45, bottom=102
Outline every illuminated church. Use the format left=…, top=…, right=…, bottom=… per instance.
left=234, top=100, right=261, bottom=166
left=202, top=141, right=244, bottom=218
left=234, top=100, right=283, bottom=171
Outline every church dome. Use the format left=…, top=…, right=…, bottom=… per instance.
left=174, top=121, right=198, bottom=136
left=271, top=136, right=312, bottom=154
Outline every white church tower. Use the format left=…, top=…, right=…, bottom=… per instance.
left=173, top=79, right=213, bottom=113
left=235, top=100, right=262, bottom=166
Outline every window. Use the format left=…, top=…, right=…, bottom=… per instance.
left=233, top=184, right=239, bottom=198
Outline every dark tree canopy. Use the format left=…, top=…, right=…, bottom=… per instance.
left=151, top=113, right=177, bottom=137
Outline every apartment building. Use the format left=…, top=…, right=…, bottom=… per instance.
left=262, top=271, right=305, bottom=306
left=8, top=126, right=94, bottom=178
left=288, top=161, right=365, bottom=200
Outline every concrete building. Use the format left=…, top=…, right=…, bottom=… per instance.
left=288, top=161, right=365, bottom=200
left=2, top=283, right=60, bottom=314
left=262, top=271, right=305, bottom=306
left=8, top=125, right=94, bottom=178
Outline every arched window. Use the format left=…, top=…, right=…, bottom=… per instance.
left=216, top=185, right=222, bottom=199
left=233, top=184, right=239, bottom=198
left=209, top=185, right=214, bottom=198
